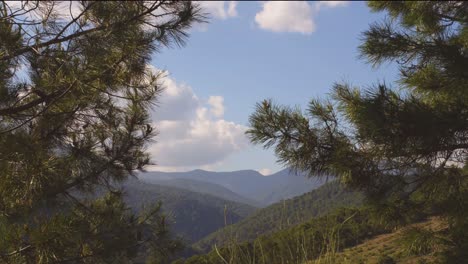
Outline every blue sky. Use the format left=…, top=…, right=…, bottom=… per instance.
left=147, top=1, right=400, bottom=175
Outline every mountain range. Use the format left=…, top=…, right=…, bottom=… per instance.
left=138, top=168, right=329, bottom=207
left=136, top=177, right=261, bottom=207
left=120, top=178, right=256, bottom=243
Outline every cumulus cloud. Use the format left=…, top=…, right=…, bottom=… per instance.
left=254, top=1, right=348, bottom=34
left=208, top=96, right=225, bottom=118
left=191, top=1, right=238, bottom=32
left=255, top=1, right=315, bottom=34
left=147, top=68, right=249, bottom=171
left=151, top=75, right=199, bottom=121
left=198, top=1, right=238, bottom=20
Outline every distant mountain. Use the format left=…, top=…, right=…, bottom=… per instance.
left=139, top=168, right=329, bottom=206
left=137, top=177, right=261, bottom=207
left=193, top=181, right=363, bottom=252
left=255, top=169, right=333, bottom=205
left=120, top=178, right=257, bottom=243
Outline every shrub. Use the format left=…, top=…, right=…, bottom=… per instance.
left=377, top=254, right=396, bottom=264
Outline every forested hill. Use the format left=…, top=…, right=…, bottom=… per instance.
left=138, top=177, right=261, bottom=207
left=140, top=168, right=328, bottom=206
left=182, top=209, right=441, bottom=264
left=194, top=181, right=363, bottom=252
left=181, top=208, right=390, bottom=264
left=121, top=178, right=257, bottom=243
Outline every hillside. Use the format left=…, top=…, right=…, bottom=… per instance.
left=138, top=177, right=261, bottom=207
left=309, top=217, right=447, bottom=264
left=121, top=178, right=257, bottom=243
left=140, top=168, right=329, bottom=206
left=180, top=207, right=390, bottom=264
left=182, top=208, right=445, bottom=264
left=193, top=181, right=363, bottom=252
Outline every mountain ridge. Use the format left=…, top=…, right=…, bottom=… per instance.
left=137, top=177, right=261, bottom=207
left=139, top=168, right=329, bottom=206
left=121, top=178, right=257, bottom=243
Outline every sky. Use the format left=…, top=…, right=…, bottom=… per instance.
left=9, top=1, right=401, bottom=175
left=143, top=1, right=400, bottom=175
left=4, top=1, right=400, bottom=175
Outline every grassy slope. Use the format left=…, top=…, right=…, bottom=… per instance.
left=180, top=209, right=447, bottom=264
left=180, top=207, right=390, bottom=264
left=309, top=217, right=447, bottom=264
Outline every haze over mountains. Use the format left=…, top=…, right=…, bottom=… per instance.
left=117, top=168, right=341, bottom=260
left=121, top=178, right=256, bottom=243
left=138, top=177, right=261, bottom=207
left=109, top=167, right=338, bottom=260
left=138, top=168, right=329, bottom=207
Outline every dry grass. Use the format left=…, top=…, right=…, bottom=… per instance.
left=307, top=217, right=447, bottom=264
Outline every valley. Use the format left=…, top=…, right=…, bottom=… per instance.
left=139, top=169, right=329, bottom=207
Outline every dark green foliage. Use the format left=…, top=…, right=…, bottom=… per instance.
left=194, top=181, right=363, bottom=252
left=246, top=1, right=468, bottom=261
left=0, top=1, right=203, bottom=262
left=182, top=207, right=392, bottom=264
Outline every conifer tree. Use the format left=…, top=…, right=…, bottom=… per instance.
left=247, top=1, right=468, bottom=261
left=0, top=1, right=203, bottom=262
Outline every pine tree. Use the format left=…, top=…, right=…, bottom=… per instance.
left=247, top=1, right=468, bottom=261
left=0, top=1, right=203, bottom=263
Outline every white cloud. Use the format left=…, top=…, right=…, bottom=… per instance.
left=208, top=96, right=225, bottom=118
left=317, top=1, right=349, bottom=9
left=191, top=1, right=238, bottom=32
left=198, top=1, right=238, bottom=20
left=54, top=1, right=83, bottom=19
left=259, top=168, right=273, bottom=176
left=147, top=68, right=249, bottom=170
left=254, top=1, right=348, bottom=34
left=227, top=1, right=238, bottom=17
left=151, top=75, right=199, bottom=121
left=255, top=1, right=315, bottom=34
left=6, top=1, right=83, bottom=20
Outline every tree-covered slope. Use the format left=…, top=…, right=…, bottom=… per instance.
left=194, top=181, right=363, bottom=252
left=180, top=207, right=391, bottom=264
left=181, top=209, right=441, bottom=264
left=121, top=178, right=257, bottom=243
left=138, top=177, right=261, bottom=207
